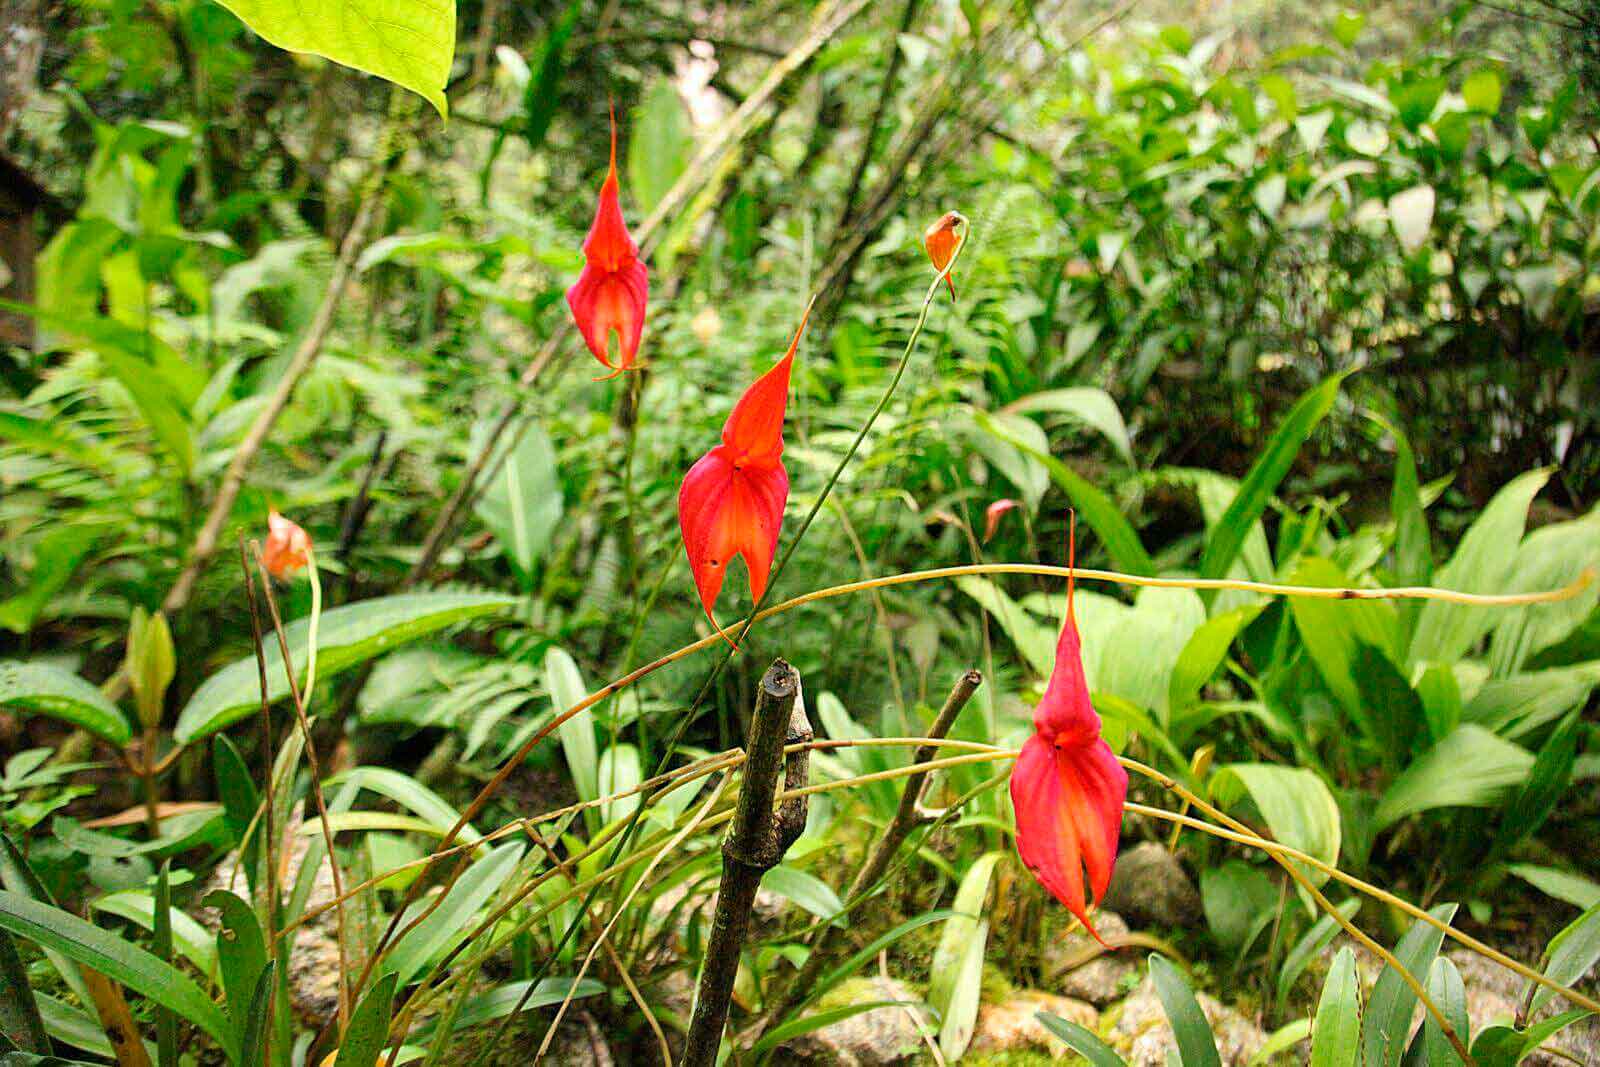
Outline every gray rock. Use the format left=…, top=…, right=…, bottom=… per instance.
left=1045, top=909, right=1139, bottom=1005
left=970, top=990, right=1098, bottom=1058
left=1108, top=974, right=1268, bottom=1065
left=1100, top=843, right=1203, bottom=928
left=774, top=976, right=931, bottom=1065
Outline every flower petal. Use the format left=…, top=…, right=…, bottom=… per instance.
left=721, top=301, right=811, bottom=465
left=1010, top=734, right=1127, bottom=940
left=566, top=259, right=648, bottom=371
left=1035, top=615, right=1102, bottom=746
left=677, top=446, right=789, bottom=627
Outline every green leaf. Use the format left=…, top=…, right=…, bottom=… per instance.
left=1276, top=899, right=1360, bottom=1010
left=1493, top=711, right=1582, bottom=861
left=1362, top=903, right=1456, bottom=1067
left=1149, top=954, right=1222, bottom=1067
left=929, top=853, right=1000, bottom=1061
left=1286, top=558, right=1401, bottom=746
left=0, top=837, right=90, bottom=1009
left=0, top=926, right=48, bottom=1055
left=597, top=744, right=641, bottom=827
left=175, top=591, right=517, bottom=742
left=388, top=843, right=524, bottom=983
left=0, top=661, right=131, bottom=746
left=1410, top=469, right=1551, bottom=667
left=409, top=977, right=604, bottom=1038
left=1529, top=901, right=1600, bottom=1014
left=0, top=527, right=102, bottom=635
left=1212, top=764, right=1341, bottom=893
left=1471, top=1011, right=1592, bottom=1066
left=238, top=961, right=274, bottom=1067
left=1004, top=388, right=1135, bottom=466
left=1507, top=864, right=1600, bottom=911
left=1169, top=604, right=1264, bottom=714
left=1375, top=727, right=1532, bottom=830
left=762, top=866, right=845, bottom=926
left=335, top=971, right=397, bottom=1067
left=1463, top=664, right=1600, bottom=741
left=628, top=81, right=693, bottom=215
left=1199, top=374, right=1346, bottom=584
left=1422, top=957, right=1469, bottom=1066
left=545, top=647, right=598, bottom=818
left=517, top=1, right=581, bottom=152
left=202, top=890, right=266, bottom=1048
left=1463, top=68, right=1503, bottom=114
left=153, top=864, right=176, bottom=1067
left=0, top=890, right=236, bottom=1061
left=752, top=1001, right=921, bottom=1056
left=1311, top=948, right=1361, bottom=1067
left=322, top=767, right=483, bottom=846
left=1201, top=860, right=1278, bottom=954
left=954, top=577, right=1057, bottom=676
left=210, top=0, right=454, bottom=115
left=91, top=890, right=217, bottom=980
left=474, top=420, right=563, bottom=583
left=1036, top=1012, right=1127, bottom=1066
left=976, top=417, right=1153, bottom=574
left=809, top=911, right=955, bottom=1008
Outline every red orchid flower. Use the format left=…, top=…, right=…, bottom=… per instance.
left=678, top=302, right=812, bottom=642
left=983, top=498, right=1020, bottom=543
left=1009, top=518, right=1127, bottom=941
left=263, top=511, right=310, bottom=579
left=923, top=211, right=964, bottom=299
left=567, top=106, right=649, bottom=380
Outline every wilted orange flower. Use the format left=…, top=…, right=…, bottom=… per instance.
left=262, top=511, right=310, bottom=579
left=983, top=498, right=1020, bottom=542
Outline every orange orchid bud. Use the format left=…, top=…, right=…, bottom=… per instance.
left=983, top=498, right=1020, bottom=543
left=923, top=211, right=964, bottom=299
left=262, top=511, right=311, bottom=579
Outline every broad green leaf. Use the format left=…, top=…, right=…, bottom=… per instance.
left=202, top=890, right=266, bottom=1047
left=929, top=853, right=1000, bottom=1061
left=545, top=647, right=598, bottom=818
left=1463, top=68, right=1503, bottom=114
left=322, top=767, right=483, bottom=846
left=1488, top=506, right=1600, bottom=676
left=210, top=0, right=455, bottom=114
left=1422, top=957, right=1469, bottom=1066
left=0, top=837, right=90, bottom=1009
left=0, top=661, right=131, bottom=746
left=1507, top=865, right=1600, bottom=911
left=175, top=592, right=517, bottom=741
left=335, top=971, right=398, bottom=1067
left=1311, top=948, right=1361, bottom=1067
left=474, top=419, right=563, bottom=583
left=1463, top=664, right=1600, bottom=740
left=388, top=843, right=524, bottom=983
left=977, top=416, right=1152, bottom=574
left=970, top=410, right=1051, bottom=511
left=1201, top=860, right=1278, bottom=954
left=1004, top=388, right=1134, bottom=465
left=517, top=1, right=581, bottom=153
left=1149, top=954, right=1222, bottom=1067
left=1286, top=557, right=1401, bottom=744
left=1169, top=604, right=1264, bottom=714
left=91, top=890, right=217, bottom=980
left=96, top=344, right=195, bottom=472
left=628, top=81, right=693, bottom=215
left=762, top=866, right=845, bottom=926
left=1252, top=1019, right=1313, bottom=1066
left=0, top=890, right=235, bottom=1061
left=597, top=744, right=641, bottom=827
left=954, top=577, right=1056, bottom=676
left=1529, top=901, right=1600, bottom=1014
left=1362, top=903, right=1457, bottom=1067
left=1493, top=711, right=1582, bottom=860
left=0, top=528, right=102, bottom=635
left=1471, top=1010, right=1592, bottom=1065
left=1351, top=643, right=1423, bottom=770
left=1212, top=763, right=1341, bottom=890
left=1376, top=727, right=1532, bottom=830
left=1410, top=470, right=1551, bottom=667
left=1036, top=1012, right=1127, bottom=1066
left=1199, top=373, right=1345, bottom=584
left=1096, top=587, right=1206, bottom=721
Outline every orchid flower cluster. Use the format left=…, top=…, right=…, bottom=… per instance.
left=268, top=116, right=1129, bottom=935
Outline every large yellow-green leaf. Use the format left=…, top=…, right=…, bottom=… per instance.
left=175, top=591, right=516, bottom=742
left=0, top=661, right=131, bottom=746
left=210, top=0, right=456, bottom=115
